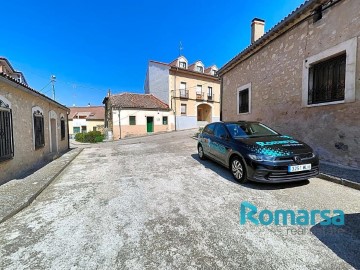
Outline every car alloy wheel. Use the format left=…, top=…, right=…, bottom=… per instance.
left=198, top=144, right=206, bottom=160
left=231, top=156, right=247, bottom=183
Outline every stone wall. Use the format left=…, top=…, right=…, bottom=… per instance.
left=0, top=79, right=69, bottom=184
left=221, top=0, right=360, bottom=167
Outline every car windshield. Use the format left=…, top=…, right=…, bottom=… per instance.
left=225, top=122, right=279, bottom=138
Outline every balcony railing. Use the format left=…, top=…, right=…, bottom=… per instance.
left=207, top=94, right=214, bottom=101
left=179, top=89, right=189, bottom=98
left=196, top=92, right=204, bottom=100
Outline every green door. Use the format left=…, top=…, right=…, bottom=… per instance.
left=147, top=117, right=154, bottom=133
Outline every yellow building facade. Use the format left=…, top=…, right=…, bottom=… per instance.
left=145, top=56, right=221, bottom=129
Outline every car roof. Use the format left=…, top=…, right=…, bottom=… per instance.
left=206, top=121, right=260, bottom=125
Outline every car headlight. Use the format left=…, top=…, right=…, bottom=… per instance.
left=248, top=154, right=277, bottom=162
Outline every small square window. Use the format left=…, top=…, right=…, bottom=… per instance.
left=181, top=104, right=187, bottom=115
left=129, top=116, right=136, bottom=125
left=196, top=66, right=203, bottom=72
left=162, top=116, right=168, bottom=125
left=179, top=61, right=186, bottom=68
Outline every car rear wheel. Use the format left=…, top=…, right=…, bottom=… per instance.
left=231, top=156, right=247, bottom=183
left=198, top=144, right=206, bottom=160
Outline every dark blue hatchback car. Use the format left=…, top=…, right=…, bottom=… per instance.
left=197, top=121, right=319, bottom=183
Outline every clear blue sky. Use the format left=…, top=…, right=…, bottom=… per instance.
left=1, top=0, right=305, bottom=107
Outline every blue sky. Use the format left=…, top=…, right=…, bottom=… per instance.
left=1, top=0, right=305, bottom=107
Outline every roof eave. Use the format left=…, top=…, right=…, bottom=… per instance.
left=0, top=73, right=69, bottom=111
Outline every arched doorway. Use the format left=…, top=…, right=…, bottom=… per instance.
left=197, top=104, right=212, bottom=125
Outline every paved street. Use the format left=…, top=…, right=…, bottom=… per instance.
left=0, top=130, right=359, bottom=270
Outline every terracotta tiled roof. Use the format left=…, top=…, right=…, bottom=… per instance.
left=108, top=93, right=170, bottom=110
left=69, top=106, right=105, bottom=120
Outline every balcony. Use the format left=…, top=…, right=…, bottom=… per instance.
left=196, top=92, right=204, bottom=100
left=207, top=94, right=214, bottom=102
left=179, top=90, right=189, bottom=99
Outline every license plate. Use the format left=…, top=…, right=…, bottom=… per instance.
left=288, top=164, right=311, bottom=172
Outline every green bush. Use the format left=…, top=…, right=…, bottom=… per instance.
left=75, top=131, right=104, bottom=143
left=75, top=133, right=84, bottom=142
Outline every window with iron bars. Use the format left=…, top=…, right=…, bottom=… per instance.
left=238, top=88, right=249, bottom=113
left=60, top=117, right=66, bottom=140
left=308, top=53, right=346, bottom=105
left=0, top=100, right=14, bottom=162
left=34, top=110, right=45, bottom=149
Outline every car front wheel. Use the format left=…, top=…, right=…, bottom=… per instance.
left=198, top=144, right=206, bottom=160
left=231, top=156, right=247, bottom=183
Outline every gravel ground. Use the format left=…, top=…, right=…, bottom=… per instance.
left=0, top=129, right=359, bottom=270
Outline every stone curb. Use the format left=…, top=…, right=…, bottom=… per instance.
left=318, top=173, right=360, bottom=191
left=0, top=148, right=84, bottom=224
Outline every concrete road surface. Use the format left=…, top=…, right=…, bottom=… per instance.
left=0, top=130, right=359, bottom=270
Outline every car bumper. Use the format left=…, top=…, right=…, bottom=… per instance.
left=245, top=158, right=320, bottom=183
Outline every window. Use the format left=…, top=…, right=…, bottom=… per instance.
left=129, top=116, right=136, bottom=125
left=0, top=98, right=14, bottom=162
left=203, top=123, right=216, bottom=135
left=196, top=66, right=203, bottom=73
left=214, top=124, right=227, bottom=139
left=211, top=69, right=217, bottom=76
left=162, top=116, right=168, bottom=125
left=73, top=127, right=80, bottom=133
left=60, top=117, right=66, bottom=140
left=179, top=61, right=186, bottom=68
left=181, top=104, right=187, bottom=115
left=93, top=127, right=97, bottom=131
left=33, top=110, right=45, bottom=149
left=180, top=82, right=188, bottom=98
left=238, top=89, right=249, bottom=113
left=208, top=87, right=213, bottom=100
left=308, top=53, right=346, bottom=105
left=302, top=38, right=356, bottom=106
left=196, top=85, right=202, bottom=94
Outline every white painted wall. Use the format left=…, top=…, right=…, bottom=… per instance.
left=112, top=109, right=175, bottom=127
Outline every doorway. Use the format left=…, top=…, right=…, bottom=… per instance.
left=50, top=118, right=57, bottom=153
left=147, top=117, right=154, bottom=133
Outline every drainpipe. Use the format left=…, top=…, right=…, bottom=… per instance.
left=118, top=108, right=122, bottom=139
left=66, top=111, right=70, bottom=149
left=220, top=77, right=223, bottom=121
left=173, top=68, right=177, bottom=130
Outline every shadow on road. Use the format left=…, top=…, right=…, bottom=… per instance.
left=191, top=154, right=310, bottom=190
left=310, top=213, right=360, bottom=269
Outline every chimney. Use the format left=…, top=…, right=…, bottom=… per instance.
left=107, top=89, right=111, bottom=97
left=251, top=18, right=265, bottom=43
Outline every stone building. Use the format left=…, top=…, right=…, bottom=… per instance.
left=103, top=92, right=175, bottom=139
left=218, top=0, right=360, bottom=167
left=0, top=60, right=69, bottom=184
left=144, top=56, right=221, bottom=130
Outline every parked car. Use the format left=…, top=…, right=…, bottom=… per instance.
left=197, top=121, right=319, bottom=183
